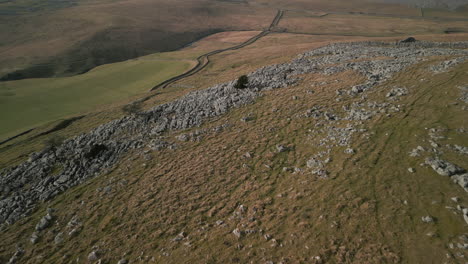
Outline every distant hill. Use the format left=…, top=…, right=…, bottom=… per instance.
left=380, top=0, right=468, bottom=9
left=0, top=0, right=274, bottom=80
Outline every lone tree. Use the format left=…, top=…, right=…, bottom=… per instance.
left=234, top=75, right=249, bottom=89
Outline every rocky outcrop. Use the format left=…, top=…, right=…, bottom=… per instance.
left=426, top=157, right=468, bottom=192
left=425, top=157, right=466, bottom=177
left=1, top=40, right=468, bottom=227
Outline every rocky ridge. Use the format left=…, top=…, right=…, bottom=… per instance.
left=1, top=40, right=468, bottom=230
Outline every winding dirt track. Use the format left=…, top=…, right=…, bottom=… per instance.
left=150, top=10, right=284, bottom=91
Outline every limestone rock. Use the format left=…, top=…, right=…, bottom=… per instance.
left=425, top=158, right=466, bottom=176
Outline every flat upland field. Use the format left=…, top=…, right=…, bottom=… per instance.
left=278, top=12, right=468, bottom=36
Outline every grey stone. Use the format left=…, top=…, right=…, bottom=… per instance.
left=306, top=158, right=323, bottom=169
left=386, top=87, right=408, bottom=98
left=232, top=228, right=242, bottom=238
left=462, top=208, right=468, bottom=224
left=421, top=216, right=435, bottom=223
left=7, top=246, right=24, bottom=264
left=54, top=232, right=64, bottom=245
left=452, top=173, right=468, bottom=192
left=276, top=145, right=288, bottom=153
left=117, top=259, right=128, bottom=264
left=173, top=232, right=186, bottom=242
left=425, top=157, right=466, bottom=176
left=240, top=116, right=254, bottom=122
left=344, top=148, right=355, bottom=154
left=30, top=232, right=40, bottom=244
left=409, top=146, right=425, bottom=157
left=35, top=213, right=53, bottom=231
left=453, top=144, right=468, bottom=155
left=88, top=251, right=99, bottom=262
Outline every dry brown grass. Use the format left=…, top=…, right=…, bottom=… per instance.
left=2, top=31, right=468, bottom=263
left=2, top=51, right=468, bottom=263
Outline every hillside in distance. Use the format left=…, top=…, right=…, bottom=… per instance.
left=381, top=0, right=468, bottom=9
left=2, top=0, right=468, bottom=81
left=0, top=0, right=274, bottom=80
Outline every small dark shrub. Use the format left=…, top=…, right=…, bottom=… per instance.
left=234, top=75, right=249, bottom=89
left=84, top=144, right=108, bottom=159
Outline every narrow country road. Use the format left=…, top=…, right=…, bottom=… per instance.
left=150, top=10, right=284, bottom=91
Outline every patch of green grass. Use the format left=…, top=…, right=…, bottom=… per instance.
left=0, top=57, right=193, bottom=140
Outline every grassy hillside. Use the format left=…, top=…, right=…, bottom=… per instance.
left=0, top=59, right=191, bottom=139
left=1, top=32, right=468, bottom=263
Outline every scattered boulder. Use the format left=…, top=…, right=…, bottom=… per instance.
left=276, top=145, right=289, bottom=153
left=7, top=246, right=24, bottom=264
left=463, top=209, right=468, bottom=225
left=30, top=232, right=40, bottom=244
left=425, top=157, right=466, bottom=176
left=176, top=134, right=189, bottom=142
left=409, top=146, right=425, bottom=157
left=344, top=148, right=355, bottom=154
left=54, top=232, right=64, bottom=245
left=233, top=228, right=242, bottom=239
left=240, top=116, right=254, bottom=122
left=452, top=173, right=468, bottom=192
left=88, top=251, right=99, bottom=262
left=35, top=212, right=54, bottom=231
left=307, top=158, right=323, bottom=169
left=421, top=216, right=435, bottom=223
left=173, top=232, right=187, bottom=242
left=386, top=87, right=408, bottom=98
left=453, top=144, right=468, bottom=155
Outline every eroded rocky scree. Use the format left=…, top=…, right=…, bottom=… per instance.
left=1, top=40, right=468, bottom=263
